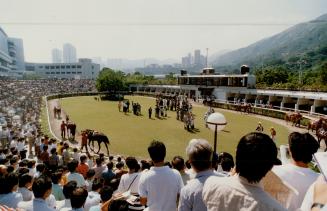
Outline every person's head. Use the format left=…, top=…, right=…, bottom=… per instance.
left=19, top=173, right=33, bottom=188
left=92, top=178, right=103, bottom=192
left=115, top=162, right=124, bottom=169
left=3, top=172, right=19, bottom=193
left=36, top=163, right=46, bottom=173
left=288, top=132, right=319, bottom=164
left=109, top=156, right=114, bottom=161
left=70, top=187, right=88, bottom=209
left=148, top=140, right=166, bottom=163
left=220, top=157, right=234, bottom=172
left=51, top=171, right=62, bottom=185
left=27, top=160, right=36, bottom=169
left=107, top=162, right=114, bottom=170
left=108, top=199, right=129, bottom=211
left=171, top=156, right=185, bottom=172
left=86, top=169, right=96, bottom=180
left=50, top=148, right=57, bottom=155
left=63, top=181, right=77, bottom=199
left=73, top=148, right=78, bottom=153
left=186, top=139, right=212, bottom=172
left=32, top=176, right=52, bottom=199
left=100, top=186, right=113, bottom=202
left=95, top=157, right=102, bottom=166
left=19, top=159, right=29, bottom=168
left=125, top=157, right=139, bottom=172
left=68, top=160, right=79, bottom=173
left=236, top=132, right=277, bottom=183
left=80, top=155, right=87, bottom=164
left=140, top=160, right=151, bottom=171
left=10, top=156, right=18, bottom=166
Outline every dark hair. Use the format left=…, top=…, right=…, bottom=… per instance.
left=125, top=157, right=139, bottom=171
left=50, top=148, right=57, bottom=154
left=107, top=162, right=114, bottom=170
left=19, top=159, right=29, bottom=167
left=63, top=181, right=77, bottom=199
left=140, top=160, right=151, bottom=170
left=108, top=178, right=120, bottom=191
left=27, top=160, right=36, bottom=168
left=36, top=163, right=46, bottom=173
left=92, top=178, right=103, bottom=191
left=109, top=156, right=114, bottom=161
left=70, top=187, right=88, bottom=209
left=32, top=176, right=52, bottom=198
left=171, top=156, right=185, bottom=171
left=218, top=152, right=234, bottom=164
left=288, top=132, right=319, bottom=163
left=108, top=199, right=129, bottom=211
left=68, top=160, right=79, bottom=172
left=221, top=158, right=234, bottom=172
left=86, top=169, right=96, bottom=179
left=43, top=145, right=48, bottom=151
left=148, top=141, right=166, bottom=163
left=236, top=132, right=277, bottom=183
left=10, top=157, right=18, bottom=165
left=100, top=186, right=113, bottom=202
left=3, top=172, right=19, bottom=193
left=19, top=173, right=33, bottom=188
left=115, top=162, right=124, bottom=169
left=80, top=155, right=87, bottom=163
left=51, top=171, right=62, bottom=184
left=96, top=157, right=102, bottom=166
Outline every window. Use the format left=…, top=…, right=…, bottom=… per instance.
left=50, top=66, right=55, bottom=69
left=39, top=66, right=43, bottom=68
left=77, top=65, right=82, bottom=68
left=77, top=72, right=82, bottom=74
left=66, top=65, right=70, bottom=68
left=51, top=72, right=55, bottom=74
left=56, top=66, right=60, bottom=69
left=61, top=65, right=65, bottom=69
left=72, top=72, right=76, bottom=74
left=56, top=72, right=60, bottom=74
left=72, top=65, right=76, bottom=68
left=61, top=72, right=65, bottom=74
left=66, top=72, right=71, bottom=74
left=46, top=72, right=50, bottom=74
left=45, top=66, right=49, bottom=69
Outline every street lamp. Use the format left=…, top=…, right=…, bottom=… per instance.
left=206, top=112, right=227, bottom=154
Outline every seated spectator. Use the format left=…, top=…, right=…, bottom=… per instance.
left=116, top=156, right=140, bottom=194
left=18, top=176, right=55, bottom=211
left=18, top=173, right=33, bottom=201
left=172, top=155, right=190, bottom=185
left=102, top=162, right=115, bottom=186
left=67, top=187, right=88, bottom=211
left=178, top=139, right=220, bottom=211
left=202, top=132, right=286, bottom=211
left=86, top=169, right=96, bottom=192
left=89, top=186, right=114, bottom=211
left=0, top=172, right=23, bottom=208
left=138, top=140, right=184, bottom=211
left=84, top=178, right=103, bottom=211
left=51, top=171, right=65, bottom=201
left=93, top=157, right=106, bottom=179
left=114, top=161, right=127, bottom=179
left=67, top=160, right=86, bottom=188
left=272, top=132, right=319, bottom=210
left=77, top=155, right=89, bottom=179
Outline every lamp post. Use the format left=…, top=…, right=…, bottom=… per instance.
left=206, top=112, right=227, bottom=154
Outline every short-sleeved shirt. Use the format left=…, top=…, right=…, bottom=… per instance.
left=77, top=163, right=89, bottom=178
left=67, top=172, right=86, bottom=187
left=138, top=166, right=184, bottom=211
left=0, top=192, right=23, bottom=208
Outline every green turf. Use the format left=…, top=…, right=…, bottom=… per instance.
left=60, top=96, right=290, bottom=161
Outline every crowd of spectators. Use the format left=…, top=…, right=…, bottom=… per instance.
left=0, top=79, right=327, bottom=211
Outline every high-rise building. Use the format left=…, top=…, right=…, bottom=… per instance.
left=52, top=48, right=62, bottom=63
left=194, top=49, right=201, bottom=65
left=63, top=43, right=77, bottom=63
left=0, top=27, right=25, bottom=76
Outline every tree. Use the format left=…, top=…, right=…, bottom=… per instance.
left=96, top=68, right=126, bottom=92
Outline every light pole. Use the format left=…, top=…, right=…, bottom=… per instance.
left=206, top=112, right=227, bottom=154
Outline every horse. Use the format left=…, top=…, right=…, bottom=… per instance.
left=84, top=129, right=110, bottom=156
left=285, top=112, right=302, bottom=127
left=66, top=122, right=76, bottom=140
left=236, top=103, right=252, bottom=114
left=53, top=106, right=61, bottom=119
left=307, top=117, right=325, bottom=133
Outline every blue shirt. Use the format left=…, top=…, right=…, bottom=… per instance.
left=52, top=183, right=65, bottom=201
left=0, top=192, right=23, bottom=208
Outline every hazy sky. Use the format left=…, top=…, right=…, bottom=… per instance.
left=1, top=0, right=326, bottom=63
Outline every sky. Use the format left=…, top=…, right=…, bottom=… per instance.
left=0, top=0, right=326, bottom=63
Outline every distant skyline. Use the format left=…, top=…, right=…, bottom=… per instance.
left=1, top=0, right=326, bottom=63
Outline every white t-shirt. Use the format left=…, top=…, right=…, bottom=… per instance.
left=67, top=172, right=86, bottom=187
left=117, top=172, right=140, bottom=194
left=272, top=163, right=319, bottom=210
left=138, top=166, right=184, bottom=211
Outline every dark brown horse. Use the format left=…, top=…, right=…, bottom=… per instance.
left=236, top=103, right=252, bottom=114
left=316, top=127, right=327, bottom=152
left=85, top=129, right=110, bottom=156
left=307, top=118, right=325, bottom=132
left=285, top=112, right=302, bottom=127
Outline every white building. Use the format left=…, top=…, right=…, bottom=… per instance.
left=63, top=43, right=77, bottom=63
left=52, top=48, right=62, bottom=63
left=25, top=58, right=100, bottom=79
left=0, top=27, right=25, bottom=76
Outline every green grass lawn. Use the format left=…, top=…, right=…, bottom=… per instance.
left=60, top=96, right=289, bottom=161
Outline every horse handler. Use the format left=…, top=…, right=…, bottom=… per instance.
left=80, top=131, right=89, bottom=154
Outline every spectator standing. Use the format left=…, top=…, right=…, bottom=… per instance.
left=51, top=171, right=65, bottom=201
left=92, top=157, right=106, bottom=179
left=138, top=140, right=184, bottom=211
left=172, top=156, right=190, bottom=185
left=18, top=173, right=33, bottom=201
left=202, top=132, right=286, bottom=211
left=77, top=155, right=89, bottom=179
left=102, top=162, right=115, bottom=186
left=0, top=173, right=23, bottom=208
left=272, top=132, right=319, bottom=210
left=116, top=157, right=140, bottom=194
left=67, top=160, right=86, bottom=188
left=178, top=139, right=220, bottom=211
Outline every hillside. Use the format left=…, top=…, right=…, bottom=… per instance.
left=211, top=13, right=327, bottom=69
